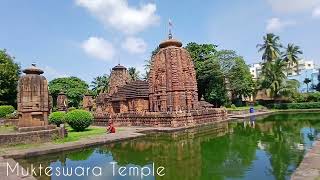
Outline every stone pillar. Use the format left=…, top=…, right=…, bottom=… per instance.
left=17, top=64, right=49, bottom=127
left=57, top=91, right=68, bottom=111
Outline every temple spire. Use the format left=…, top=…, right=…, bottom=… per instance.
left=168, top=18, right=173, bottom=39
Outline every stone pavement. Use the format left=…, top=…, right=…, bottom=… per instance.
left=291, top=140, right=320, bottom=180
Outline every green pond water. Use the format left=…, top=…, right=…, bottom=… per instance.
left=17, top=112, right=320, bottom=180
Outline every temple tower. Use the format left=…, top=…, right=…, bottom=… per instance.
left=149, top=36, right=199, bottom=112
left=109, top=64, right=130, bottom=95
left=17, top=64, right=49, bottom=127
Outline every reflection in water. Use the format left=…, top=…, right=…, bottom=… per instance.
left=17, top=113, right=320, bottom=180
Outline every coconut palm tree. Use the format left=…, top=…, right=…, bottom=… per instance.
left=128, top=67, right=140, bottom=81
left=304, top=78, right=312, bottom=93
left=282, top=43, right=303, bottom=76
left=91, top=75, right=109, bottom=95
left=259, top=59, right=287, bottom=99
left=257, top=33, right=282, bottom=62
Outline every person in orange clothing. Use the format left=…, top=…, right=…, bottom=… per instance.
left=107, top=122, right=116, bottom=133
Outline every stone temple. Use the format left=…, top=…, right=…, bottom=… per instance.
left=94, top=35, right=227, bottom=127
left=17, top=64, right=49, bottom=127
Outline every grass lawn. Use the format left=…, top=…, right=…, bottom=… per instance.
left=226, top=105, right=265, bottom=111
left=54, top=126, right=106, bottom=144
left=0, top=125, right=16, bottom=134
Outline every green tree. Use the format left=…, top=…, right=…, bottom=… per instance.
left=185, top=42, right=228, bottom=106
left=282, top=43, right=303, bottom=76
left=304, top=78, right=311, bottom=93
left=257, top=33, right=282, bottom=62
left=128, top=67, right=140, bottom=81
left=0, top=49, right=21, bottom=106
left=91, top=74, right=109, bottom=95
left=228, top=57, right=254, bottom=104
left=49, top=77, right=89, bottom=107
left=259, top=59, right=287, bottom=99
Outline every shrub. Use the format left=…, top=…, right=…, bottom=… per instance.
left=0, top=105, right=15, bottom=118
left=5, top=111, right=17, bottom=119
left=230, top=104, right=236, bottom=109
left=49, top=112, right=66, bottom=126
left=267, top=102, right=320, bottom=109
left=306, top=92, right=320, bottom=102
left=65, top=110, right=93, bottom=131
left=68, top=107, right=76, bottom=112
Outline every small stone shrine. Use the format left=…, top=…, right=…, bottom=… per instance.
left=17, top=63, right=49, bottom=127
left=57, top=91, right=68, bottom=111
left=82, top=93, right=94, bottom=111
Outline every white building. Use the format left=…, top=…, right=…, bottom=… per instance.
left=288, top=59, right=315, bottom=76
left=249, top=59, right=319, bottom=93
left=249, top=63, right=262, bottom=80
left=250, top=59, right=317, bottom=79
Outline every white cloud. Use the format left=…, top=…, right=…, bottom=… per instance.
left=266, top=18, right=296, bottom=32
left=121, top=37, right=147, bottom=54
left=81, top=37, right=115, bottom=61
left=267, top=0, right=320, bottom=13
left=312, top=7, right=320, bottom=17
left=75, top=0, right=160, bottom=34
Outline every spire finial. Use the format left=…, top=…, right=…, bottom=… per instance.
left=168, top=18, right=173, bottom=39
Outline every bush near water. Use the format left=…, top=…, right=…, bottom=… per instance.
left=49, top=111, right=66, bottom=126
left=65, top=110, right=93, bottom=131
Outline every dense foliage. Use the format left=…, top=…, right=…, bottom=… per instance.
left=65, top=110, right=93, bottom=131
left=256, top=33, right=302, bottom=100
left=290, top=92, right=320, bottom=103
left=227, top=55, right=254, bottom=104
left=185, top=43, right=227, bottom=106
left=185, top=43, right=254, bottom=106
left=49, top=77, right=89, bottom=107
left=128, top=67, right=140, bottom=81
left=0, top=49, right=21, bottom=106
left=91, top=74, right=109, bottom=96
left=0, top=105, right=15, bottom=118
left=49, top=111, right=66, bottom=126
left=267, top=102, right=320, bottom=109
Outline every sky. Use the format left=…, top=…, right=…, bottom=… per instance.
left=1, top=0, right=320, bottom=83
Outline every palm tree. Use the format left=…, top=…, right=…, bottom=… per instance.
left=128, top=67, right=140, bottom=81
left=282, top=43, right=303, bottom=76
left=278, top=79, right=300, bottom=98
left=259, top=59, right=287, bottom=99
left=304, top=78, right=312, bottom=93
left=257, top=33, right=282, bottom=62
left=91, top=75, right=109, bottom=95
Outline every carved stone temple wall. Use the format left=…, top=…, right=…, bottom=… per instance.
left=93, top=35, right=228, bottom=127
left=17, top=64, right=49, bottom=127
left=149, top=38, right=199, bottom=112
